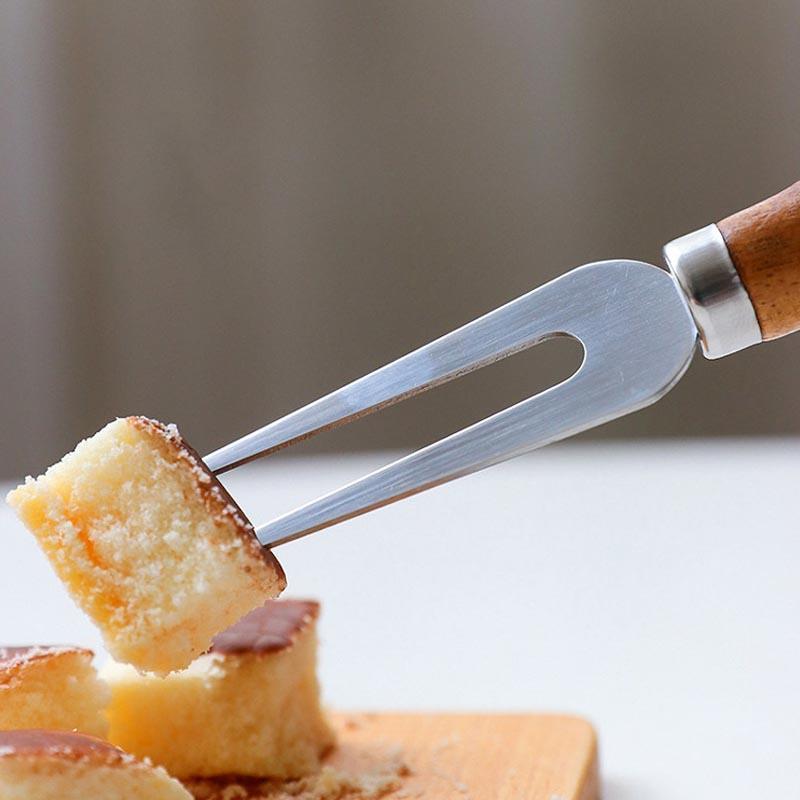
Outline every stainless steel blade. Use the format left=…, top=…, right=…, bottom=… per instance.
left=206, top=260, right=697, bottom=547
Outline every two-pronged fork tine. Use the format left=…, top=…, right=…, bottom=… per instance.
left=204, top=260, right=697, bottom=548
left=201, top=180, right=800, bottom=547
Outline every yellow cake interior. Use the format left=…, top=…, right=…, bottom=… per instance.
left=7, top=417, right=285, bottom=674
left=102, top=606, right=334, bottom=779
left=0, top=647, right=109, bottom=737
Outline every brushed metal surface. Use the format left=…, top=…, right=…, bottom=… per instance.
left=663, top=224, right=761, bottom=359
left=206, top=260, right=697, bottom=546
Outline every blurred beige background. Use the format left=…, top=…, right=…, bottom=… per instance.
left=1, top=0, right=799, bottom=479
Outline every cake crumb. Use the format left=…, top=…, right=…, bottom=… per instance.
left=186, top=761, right=409, bottom=800
left=431, top=734, right=460, bottom=756
left=429, top=766, right=471, bottom=798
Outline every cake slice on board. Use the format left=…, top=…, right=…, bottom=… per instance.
left=0, top=730, right=191, bottom=800
left=0, top=645, right=109, bottom=737
left=103, top=599, right=334, bottom=779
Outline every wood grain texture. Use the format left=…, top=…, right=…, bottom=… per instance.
left=186, top=713, right=599, bottom=799
left=718, top=180, right=800, bottom=340
left=326, top=712, right=599, bottom=800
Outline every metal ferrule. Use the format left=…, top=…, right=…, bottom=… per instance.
left=663, top=224, right=762, bottom=359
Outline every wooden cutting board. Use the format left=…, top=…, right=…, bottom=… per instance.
left=324, top=712, right=599, bottom=800
left=186, top=713, right=599, bottom=799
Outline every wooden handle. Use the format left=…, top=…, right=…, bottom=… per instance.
left=717, top=180, right=800, bottom=340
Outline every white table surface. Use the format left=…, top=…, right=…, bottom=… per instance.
left=2, top=440, right=799, bottom=799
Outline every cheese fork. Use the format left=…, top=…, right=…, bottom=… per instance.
left=205, top=180, right=800, bottom=548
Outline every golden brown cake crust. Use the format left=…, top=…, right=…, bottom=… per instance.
left=0, top=645, right=93, bottom=679
left=128, top=417, right=285, bottom=587
left=0, top=730, right=130, bottom=766
left=0, top=646, right=92, bottom=666
left=210, top=600, right=319, bottom=655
